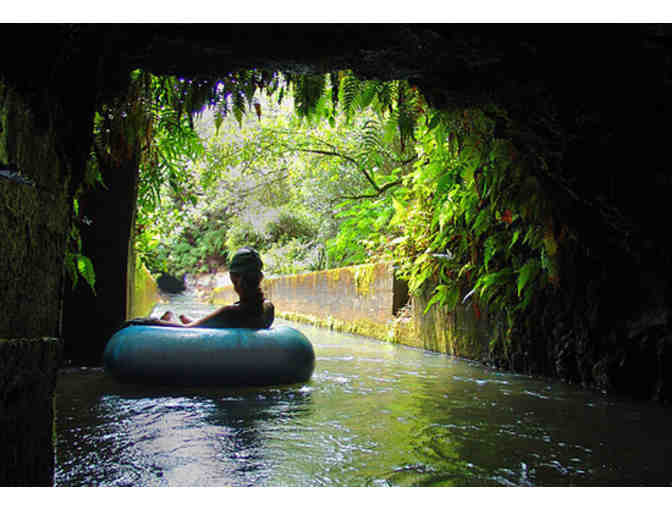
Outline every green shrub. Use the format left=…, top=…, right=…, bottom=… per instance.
left=225, top=220, right=266, bottom=256
left=261, top=238, right=325, bottom=275
left=265, top=208, right=317, bottom=244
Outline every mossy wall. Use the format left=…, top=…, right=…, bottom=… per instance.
left=0, top=79, right=84, bottom=485
left=405, top=282, right=496, bottom=360
left=0, top=83, right=71, bottom=339
left=0, top=337, right=62, bottom=486
left=209, top=263, right=494, bottom=361
left=127, top=256, right=161, bottom=319
left=211, top=263, right=396, bottom=336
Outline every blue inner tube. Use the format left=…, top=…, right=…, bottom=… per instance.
left=103, top=324, right=315, bottom=386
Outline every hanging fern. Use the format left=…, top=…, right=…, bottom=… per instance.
left=293, top=74, right=326, bottom=120
left=374, top=81, right=395, bottom=113
left=329, top=72, right=339, bottom=112
left=339, top=71, right=361, bottom=120
left=232, top=85, right=247, bottom=126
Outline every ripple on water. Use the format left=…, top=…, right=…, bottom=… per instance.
left=54, top=306, right=672, bottom=486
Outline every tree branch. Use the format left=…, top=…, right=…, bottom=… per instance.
left=289, top=147, right=381, bottom=192
left=336, top=178, right=403, bottom=200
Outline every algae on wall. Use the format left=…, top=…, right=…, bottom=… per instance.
left=127, top=255, right=161, bottom=319
left=0, top=81, right=71, bottom=340
left=0, top=76, right=87, bottom=486
left=209, top=262, right=497, bottom=363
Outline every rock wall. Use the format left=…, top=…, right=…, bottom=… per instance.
left=1, top=59, right=94, bottom=484
left=0, top=83, right=71, bottom=340
left=0, top=338, right=62, bottom=486
left=401, top=286, right=496, bottom=361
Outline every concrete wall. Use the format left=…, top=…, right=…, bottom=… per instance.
left=209, top=263, right=495, bottom=361
left=403, top=283, right=497, bottom=361
left=211, top=263, right=399, bottom=340
left=127, top=257, right=161, bottom=320
left=0, top=338, right=62, bottom=486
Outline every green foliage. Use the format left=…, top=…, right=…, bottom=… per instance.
left=143, top=73, right=414, bottom=277
left=262, top=238, right=324, bottom=275
left=265, top=208, right=318, bottom=245
left=121, top=66, right=568, bottom=352
left=64, top=223, right=96, bottom=293
left=225, top=220, right=266, bottom=257
left=381, top=106, right=566, bottom=341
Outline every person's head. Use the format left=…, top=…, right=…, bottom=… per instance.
left=228, top=247, right=264, bottom=300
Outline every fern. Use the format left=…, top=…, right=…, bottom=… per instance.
left=358, top=81, right=378, bottom=110
left=232, top=86, right=247, bottom=126
left=339, top=71, right=360, bottom=120
left=329, top=72, right=339, bottom=111
left=395, top=81, right=417, bottom=153
left=293, top=74, right=326, bottom=120
left=374, top=81, right=395, bottom=113
left=76, top=254, right=96, bottom=292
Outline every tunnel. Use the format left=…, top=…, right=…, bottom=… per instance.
left=1, top=24, right=671, bottom=485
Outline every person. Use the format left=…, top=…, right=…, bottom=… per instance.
left=151, top=247, right=274, bottom=329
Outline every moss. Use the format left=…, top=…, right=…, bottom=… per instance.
left=350, top=263, right=376, bottom=297
left=0, top=81, right=8, bottom=164
left=326, top=268, right=341, bottom=282
left=278, top=310, right=415, bottom=346
left=128, top=261, right=160, bottom=318
left=1, top=84, right=70, bottom=340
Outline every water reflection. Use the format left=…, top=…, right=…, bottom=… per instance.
left=55, top=301, right=672, bottom=486
left=55, top=368, right=314, bottom=486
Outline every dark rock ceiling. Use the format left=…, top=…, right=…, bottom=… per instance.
left=2, top=23, right=670, bottom=113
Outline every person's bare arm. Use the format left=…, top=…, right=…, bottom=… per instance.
left=143, top=319, right=187, bottom=328
left=180, top=305, right=234, bottom=328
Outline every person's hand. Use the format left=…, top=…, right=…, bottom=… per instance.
left=161, top=311, right=177, bottom=321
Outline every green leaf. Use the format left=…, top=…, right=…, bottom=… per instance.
left=473, top=208, right=490, bottom=236
left=517, top=258, right=540, bottom=297
left=484, top=236, right=498, bottom=270
left=444, top=285, right=461, bottom=309
left=509, top=229, right=521, bottom=250
left=427, top=113, right=442, bottom=131
left=75, top=254, right=96, bottom=294
left=424, top=292, right=442, bottom=314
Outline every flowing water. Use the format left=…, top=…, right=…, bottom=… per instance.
left=54, top=292, right=672, bottom=486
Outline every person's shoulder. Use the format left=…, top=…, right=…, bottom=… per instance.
left=215, top=303, right=240, bottom=316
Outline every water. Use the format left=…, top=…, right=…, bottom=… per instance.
left=54, top=293, right=672, bottom=486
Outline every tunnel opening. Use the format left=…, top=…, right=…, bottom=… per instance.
left=3, top=23, right=672, bottom=488
left=2, top=24, right=672, bottom=401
